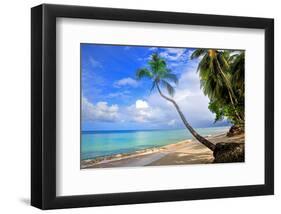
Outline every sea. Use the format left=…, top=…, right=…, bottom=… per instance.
left=81, top=126, right=230, bottom=160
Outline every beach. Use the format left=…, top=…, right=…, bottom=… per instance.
left=81, top=132, right=244, bottom=169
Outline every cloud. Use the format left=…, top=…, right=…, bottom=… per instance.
left=138, top=48, right=193, bottom=65
left=168, top=119, right=176, bottom=126
left=136, top=100, right=149, bottom=109
left=149, top=47, right=158, bottom=51
left=159, top=48, right=188, bottom=61
left=82, top=97, right=119, bottom=122
left=130, top=108, right=152, bottom=123
left=137, top=55, right=152, bottom=62
left=114, top=77, right=139, bottom=88
left=89, top=57, right=102, bottom=68
left=143, top=64, right=215, bottom=127
left=107, top=90, right=131, bottom=98
left=126, top=100, right=164, bottom=123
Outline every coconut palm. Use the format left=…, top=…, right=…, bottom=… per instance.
left=229, top=51, right=245, bottom=122
left=136, top=53, right=216, bottom=151
left=230, top=52, right=245, bottom=98
left=191, top=49, right=243, bottom=123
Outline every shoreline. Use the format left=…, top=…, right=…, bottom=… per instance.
left=81, top=139, right=193, bottom=169
left=81, top=131, right=244, bottom=169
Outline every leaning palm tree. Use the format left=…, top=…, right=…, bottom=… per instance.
left=191, top=49, right=243, bottom=123
left=136, top=53, right=216, bottom=151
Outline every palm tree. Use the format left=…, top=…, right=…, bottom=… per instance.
left=136, top=53, right=216, bottom=151
left=191, top=49, right=243, bottom=123
left=230, top=51, right=245, bottom=122
left=230, top=52, right=245, bottom=99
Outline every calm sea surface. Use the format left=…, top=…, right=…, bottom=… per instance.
left=81, top=126, right=229, bottom=160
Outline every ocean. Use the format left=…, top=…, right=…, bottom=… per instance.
left=81, top=126, right=230, bottom=160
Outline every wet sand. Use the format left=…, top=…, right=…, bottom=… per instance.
left=81, top=132, right=244, bottom=169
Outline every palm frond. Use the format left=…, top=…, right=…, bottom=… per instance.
left=217, top=52, right=230, bottom=71
left=197, top=54, right=209, bottom=72
left=136, top=68, right=153, bottom=80
left=136, top=53, right=179, bottom=98
left=149, top=54, right=167, bottom=75
left=190, top=49, right=207, bottom=60
left=231, top=52, right=245, bottom=95
left=163, top=73, right=178, bottom=85
left=150, top=81, right=157, bottom=93
left=160, top=79, right=175, bottom=97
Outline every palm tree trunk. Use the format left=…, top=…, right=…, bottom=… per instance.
left=226, top=88, right=243, bottom=122
left=156, top=84, right=216, bottom=151
left=216, top=61, right=243, bottom=123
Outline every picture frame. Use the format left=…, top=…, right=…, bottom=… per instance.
left=31, top=3, right=274, bottom=210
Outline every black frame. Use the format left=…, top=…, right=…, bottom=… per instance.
left=31, top=4, right=274, bottom=210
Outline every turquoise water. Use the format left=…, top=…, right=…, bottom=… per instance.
left=81, top=126, right=230, bottom=160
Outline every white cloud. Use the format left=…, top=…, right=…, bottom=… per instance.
left=143, top=64, right=215, bottom=127
left=107, top=90, right=130, bottom=98
left=114, top=77, right=139, bottom=88
left=132, top=109, right=152, bottom=123
left=168, top=119, right=176, bottom=126
left=149, top=47, right=158, bottom=51
left=174, top=69, right=202, bottom=102
left=169, top=62, right=179, bottom=68
left=89, top=57, right=102, bottom=68
left=164, top=48, right=185, bottom=55
left=159, top=48, right=187, bottom=61
left=136, top=100, right=149, bottom=109
left=125, top=100, right=164, bottom=123
left=82, top=97, right=119, bottom=122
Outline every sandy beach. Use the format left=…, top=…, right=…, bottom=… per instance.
left=81, top=132, right=244, bottom=169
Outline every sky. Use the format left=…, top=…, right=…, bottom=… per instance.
left=81, top=44, right=228, bottom=131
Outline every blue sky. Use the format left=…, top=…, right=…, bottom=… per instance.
left=81, top=44, right=227, bottom=131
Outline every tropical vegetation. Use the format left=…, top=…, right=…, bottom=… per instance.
left=190, top=49, right=245, bottom=130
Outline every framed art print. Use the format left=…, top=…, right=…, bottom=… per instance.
left=31, top=4, right=274, bottom=209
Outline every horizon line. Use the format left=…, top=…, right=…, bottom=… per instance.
left=81, top=125, right=230, bottom=133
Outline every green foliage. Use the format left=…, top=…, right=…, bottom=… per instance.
left=191, top=49, right=245, bottom=127
left=136, top=53, right=179, bottom=97
left=208, top=99, right=243, bottom=125
left=208, top=100, right=225, bottom=122
left=136, top=68, right=153, bottom=80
